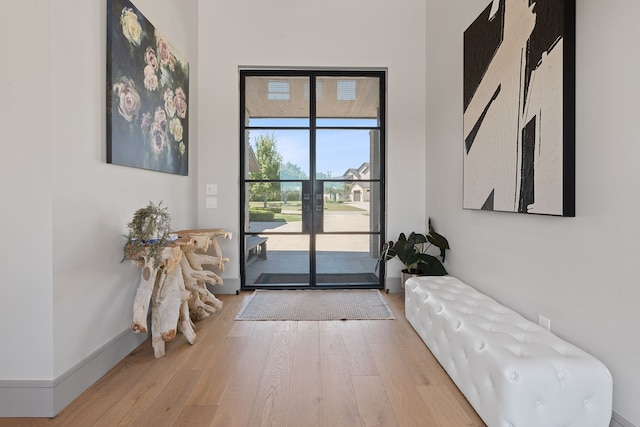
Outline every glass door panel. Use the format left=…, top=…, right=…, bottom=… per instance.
left=245, top=235, right=310, bottom=286
left=245, top=182, right=304, bottom=234
left=315, top=129, right=380, bottom=180
left=244, top=129, right=310, bottom=180
left=322, top=181, right=380, bottom=233
left=245, top=76, right=310, bottom=122
left=315, top=76, right=380, bottom=120
left=241, top=71, right=385, bottom=290
left=316, top=234, right=380, bottom=278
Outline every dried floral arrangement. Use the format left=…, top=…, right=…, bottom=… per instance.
left=122, top=201, right=172, bottom=265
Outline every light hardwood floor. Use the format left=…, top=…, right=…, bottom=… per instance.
left=0, top=292, right=485, bottom=427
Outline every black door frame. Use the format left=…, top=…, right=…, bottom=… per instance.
left=239, top=69, right=386, bottom=290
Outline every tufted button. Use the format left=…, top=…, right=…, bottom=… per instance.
left=505, top=368, right=520, bottom=382
left=557, top=369, right=568, bottom=386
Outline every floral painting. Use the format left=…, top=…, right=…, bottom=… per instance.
left=107, top=0, right=189, bottom=175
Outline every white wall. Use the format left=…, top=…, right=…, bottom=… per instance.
left=198, top=0, right=429, bottom=292
left=426, top=0, right=640, bottom=424
left=1, top=1, right=54, bottom=381
left=1, top=0, right=199, bottom=416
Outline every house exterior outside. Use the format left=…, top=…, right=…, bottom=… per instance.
left=342, top=162, right=370, bottom=202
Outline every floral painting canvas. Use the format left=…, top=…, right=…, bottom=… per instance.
left=107, top=0, right=189, bottom=175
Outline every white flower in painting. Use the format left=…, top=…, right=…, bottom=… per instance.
left=154, top=106, right=167, bottom=129
left=120, top=7, right=142, bottom=46
left=144, top=47, right=158, bottom=72
left=170, top=117, right=183, bottom=142
left=143, top=66, right=158, bottom=91
left=113, top=76, right=140, bottom=122
left=164, top=89, right=176, bottom=118
left=156, top=33, right=175, bottom=71
left=174, top=87, right=187, bottom=119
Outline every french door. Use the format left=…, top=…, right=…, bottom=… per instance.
left=240, top=70, right=385, bottom=289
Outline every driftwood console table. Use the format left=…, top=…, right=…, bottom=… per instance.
left=126, top=228, right=231, bottom=358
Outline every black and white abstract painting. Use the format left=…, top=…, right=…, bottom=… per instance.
left=463, top=0, right=575, bottom=216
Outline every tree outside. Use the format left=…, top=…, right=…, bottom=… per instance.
left=249, top=133, right=283, bottom=207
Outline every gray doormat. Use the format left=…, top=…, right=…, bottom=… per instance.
left=235, top=289, right=395, bottom=321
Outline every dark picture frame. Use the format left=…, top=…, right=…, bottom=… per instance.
left=107, top=0, right=189, bottom=176
left=463, top=0, right=575, bottom=216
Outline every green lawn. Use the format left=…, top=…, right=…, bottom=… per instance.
left=249, top=201, right=364, bottom=212
left=250, top=201, right=365, bottom=222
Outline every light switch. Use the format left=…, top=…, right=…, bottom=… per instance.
left=206, top=184, right=218, bottom=195
left=206, top=197, right=218, bottom=208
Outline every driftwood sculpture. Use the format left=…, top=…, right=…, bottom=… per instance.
left=126, top=229, right=231, bottom=358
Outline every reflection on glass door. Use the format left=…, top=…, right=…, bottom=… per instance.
left=240, top=71, right=385, bottom=289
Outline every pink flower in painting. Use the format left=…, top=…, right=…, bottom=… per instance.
left=164, top=89, right=176, bottom=118
left=174, top=87, right=187, bottom=119
left=120, top=7, right=142, bottom=46
left=170, top=117, right=183, bottom=142
left=113, top=77, right=140, bottom=122
left=150, top=122, right=167, bottom=154
left=144, top=47, right=158, bottom=73
left=140, top=112, right=152, bottom=134
left=143, top=66, right=158, bottom=91
left=154, top=106, right=167, bottom=129
left=156, top=33, right=174, bottom=70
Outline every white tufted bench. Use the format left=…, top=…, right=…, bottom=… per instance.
left=404, top=275, right=612, bottom=427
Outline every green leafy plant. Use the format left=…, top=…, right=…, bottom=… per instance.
left=377, top=219, right=450, bottom=276
left=122, top=201, right=172, bottom=266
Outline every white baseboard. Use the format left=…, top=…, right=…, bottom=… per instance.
left=384, top=276, right=402, bottom=294
left=611, top=411, right=637, bottom=427
left=0, top=329, right=147, bottom=418
left=207, top=277, right=240, bottom=294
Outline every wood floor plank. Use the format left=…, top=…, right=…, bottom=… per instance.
left=227, top=317, right=256, bottom=337
left=368, top=340, right=440, bottom=427
left=352, top=375, right=399, bottom=427
left=183, top=336, right=247, bottom=407
left=286, top=321, right=323, bottom=427
left=0, top=292, right=483, bottom=427
left=173, top=405, right=218, bottom=427
left=340, top=320, right=379, bottom=376
left=182, top=298, right=249, bottom=407
left=210, top=321, right=278, bottom=427
left=319, top=321, right=362, bottom=427
left=129, top=368, right=202, bottom=426
left=247, top=321, right=297, bottom=427
left=417, top=385, right=485, bottom=427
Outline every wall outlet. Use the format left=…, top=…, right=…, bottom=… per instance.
left=538, top=315, right=551, bottom=332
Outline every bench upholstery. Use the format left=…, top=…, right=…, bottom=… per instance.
left=405, top=275, right=612, bottom=427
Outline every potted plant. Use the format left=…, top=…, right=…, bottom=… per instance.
left=377, top=219, right=450, bottom=288
left=122, top=201, right=174, bottom=266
